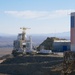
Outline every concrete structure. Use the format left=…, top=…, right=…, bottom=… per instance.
left=13, top=27, right=35, bottom=55
left=71, top=12, right=75, bottom=51
left=26, top=36, right=33, bottom=53
left=53, top=39, right=70, bottom=52
left=61, top=12, right=75, bottom=75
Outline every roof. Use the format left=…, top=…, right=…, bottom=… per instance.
left=54, top=39, right=70, bottom=42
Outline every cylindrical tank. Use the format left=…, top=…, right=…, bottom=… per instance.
left=71, top=12, right=75, bottom=51
left=29, top=36, right=32, bottom=51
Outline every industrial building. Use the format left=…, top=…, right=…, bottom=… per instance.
left=38, top=37, right=70, bottom=52
left=12, top=27, right=37, bottom=56
left=53, top=39, right=70, bottom=52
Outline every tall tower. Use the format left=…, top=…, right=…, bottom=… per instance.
left=20, top=27, right=30, bottom=40
left=71, top=12, right=75, bottom=51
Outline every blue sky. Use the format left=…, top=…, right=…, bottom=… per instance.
left=0, top=0, right=75, bottom=35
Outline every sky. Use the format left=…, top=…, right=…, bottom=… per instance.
left=0, top=0, right=75, bottom=35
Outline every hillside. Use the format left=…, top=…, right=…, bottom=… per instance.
left=0, top=55, right=63, bottom=75
left=37, top=37, right=54, bottom=50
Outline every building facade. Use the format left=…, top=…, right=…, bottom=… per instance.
left=53, top=40, right=70, bottom=52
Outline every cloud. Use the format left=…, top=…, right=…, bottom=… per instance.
left=4, top=9, right=75, bottom=19
left=47, top=9, right=75, bottom=19
left=4, top=11, right=49, bottom=19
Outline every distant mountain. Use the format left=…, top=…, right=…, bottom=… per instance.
left=30, top=31, right=70, bottom=38
left=0, top=32, right=70, bottom=47
left=0, top=33, right=12, bottom=36
left=46, top=32, right=70, bottom=39
left=28, top=32, right=70, bottom=46
left=0, top=31, right=70, bottom=38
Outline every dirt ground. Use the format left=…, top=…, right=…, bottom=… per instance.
left=0, top=48, right=12, bottom=57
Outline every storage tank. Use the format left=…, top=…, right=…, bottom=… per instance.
left=71, top=12, right=75, bottom=51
